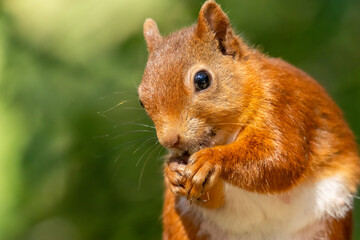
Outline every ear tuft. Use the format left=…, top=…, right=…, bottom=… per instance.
left=143, top=18, right=163, bottom=52
left=196, top=1, right=230, bottom=44
left=196, top=1, right=245, bottom=57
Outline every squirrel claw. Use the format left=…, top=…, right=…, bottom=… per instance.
left=183, top=149, right=221, bottom=202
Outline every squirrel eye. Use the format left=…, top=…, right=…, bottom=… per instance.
left=140, top=100, right=144, bottom=108
left=194, top=71, right=211, bottom=91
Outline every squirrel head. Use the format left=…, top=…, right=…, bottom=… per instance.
left=139, top=0, right=257, bottom=154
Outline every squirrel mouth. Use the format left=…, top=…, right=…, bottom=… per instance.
left=181, top=151, right=190, bottom=164
left=181, top=129, right=216, bottom=156
left=170, top=127, right=236, bottom=163
left=170, top=151, right=190, bottom=164
left=168, top=127, right=240, bottom=160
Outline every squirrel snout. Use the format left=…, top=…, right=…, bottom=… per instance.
left=159, top=133, right=181, bottom=149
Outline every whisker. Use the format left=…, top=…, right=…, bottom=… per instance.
left=133, top=137, right=158, bottom=155
left=352, top=195, right=360, bottom=200
left=92, top=134, right=111, bottom=139
left=97, top=111, right=117, bottom=122
left=97, top=111, right=148, bottom=124
left=114, top=121, right=155, bottom=129
left=133, top=123, right=156, bottom=129
left=111, top=162, right=123, bottom=184
left=110, top=138, right=157, bottom=183
left=102, top=101, right=128, bottom=114
left=114, top=117, right=149, bottom=126
left=138, top=142, right=161, bottom=189
left=120, top=107, right=144, bottom=111
left=155, top=145, right=165, bottom=168
left=94, top=136, right=152, bottom=158
left=99, top=95, right=108, bottom=100
left=94, top=129, right=155, bottom=140
left=110, top=129, right=155, bottom=140
left=114, top=150, right=124, bottom=164
left=110, top=142, right=151, bottom=184
left=135, top=140, right=159, bottom=167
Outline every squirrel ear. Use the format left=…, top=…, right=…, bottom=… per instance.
left=143, top=18, right=163, bottom=52
left=196, top=1, right=244, bottom=57
left=196, top=1, right=230, bottom=42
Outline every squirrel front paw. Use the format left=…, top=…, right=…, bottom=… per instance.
left=184, top=149, right=222, bottom=202
left=164, top=159, right=187, bottom=196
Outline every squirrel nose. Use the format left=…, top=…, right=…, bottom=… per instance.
left=160, top=134, right=181, bottom=149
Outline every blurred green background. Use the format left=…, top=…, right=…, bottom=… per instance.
left=0, top=0, right=359, bottom=239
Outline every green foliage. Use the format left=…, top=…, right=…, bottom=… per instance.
left=0, top=0, right=359, bottom=239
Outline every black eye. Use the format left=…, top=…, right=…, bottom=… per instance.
left=140, top=100, right=144, bottom=108
left=194, top=71, right=211, bottom=91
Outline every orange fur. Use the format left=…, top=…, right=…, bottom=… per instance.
left=139, top=1, right=360, bottom=239
left=327, top=211, right=353, bottom=240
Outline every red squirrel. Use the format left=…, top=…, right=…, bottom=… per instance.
left=138, top=1, right=360, bottom=239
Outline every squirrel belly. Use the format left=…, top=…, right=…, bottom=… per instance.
left=166, top=172, right=354, bottom=240
left=139, top=1, right=360, bottom=239
left=163, top=177, right=353, bottom=240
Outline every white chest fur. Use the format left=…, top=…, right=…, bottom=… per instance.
left=176, top=176, right=352, bottom=240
